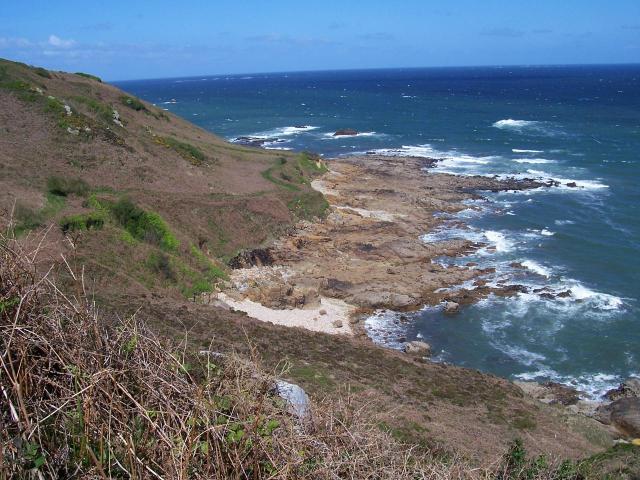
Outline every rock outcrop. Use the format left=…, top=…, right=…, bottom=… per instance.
left=403, top=340, right=432, bottom=357
left=333, top=129, right=358, bottom=136
left=597, top=397, right=640, bottom=438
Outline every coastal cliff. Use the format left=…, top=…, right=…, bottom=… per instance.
left=1, top=58, right=637, bottom=478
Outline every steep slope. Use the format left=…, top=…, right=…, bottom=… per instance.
left=0, top=58, right=327, bottom=301
left=0, top=58, right=618, bottom=467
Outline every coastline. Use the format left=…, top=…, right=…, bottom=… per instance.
left=214, top=152, right=640, bottom=438
left=217, top=154, right=548, bottom=331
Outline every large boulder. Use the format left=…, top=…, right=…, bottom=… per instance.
left=605, top=377, right=640, bottom=401
left=597, top=397, right=640, bottom=438
left=403, top=341, right=432, bottom=357
left=275, top=380, right=310, bottom=420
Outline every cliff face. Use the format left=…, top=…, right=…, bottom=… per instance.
left=0, top=58, right=616, bottom=465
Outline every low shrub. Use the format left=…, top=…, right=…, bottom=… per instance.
left=59, top=212, right=105, bottom=233
left=47, top=176, right=90, bottom=197
left=120, top=95, right=146, bottom=111
left=110, top=198, right=178, bottom=251
left=75, top=72, right=102, bottom=82
left=146, top=251, right=176, bottom=281
left=12, top=204, right=44, bottom=235
left=32, top=66, right=51, bottom=78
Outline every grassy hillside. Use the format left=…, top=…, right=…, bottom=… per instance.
left=0, top=58, right=327, bottom=302
left=0, top=58, right=634, bottom=476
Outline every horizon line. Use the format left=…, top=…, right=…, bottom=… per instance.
left=110, top=61, right=640, bottom=83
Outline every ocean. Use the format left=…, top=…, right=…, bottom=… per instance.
left=115, top=65, right=640, bottom=398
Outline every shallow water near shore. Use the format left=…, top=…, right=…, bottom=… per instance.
left=117, top=65, right=640, bottom=398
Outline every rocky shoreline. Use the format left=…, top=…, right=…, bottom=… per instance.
left=215, top=153, right=640, bottom=441
left=219, top=155, right=554, bottom=329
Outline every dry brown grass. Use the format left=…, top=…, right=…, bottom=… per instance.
left=0, top=232, right=584, bottom=479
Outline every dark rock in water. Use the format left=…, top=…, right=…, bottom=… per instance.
left=510, top=262, right=525, bottom=269
left=333, top=128, right=358, bottom=137
left=566, top=182, right=578, bottom=188
left=597, top=397, right=640, bottom=438
left=497, top=284, right=528, bottom=295
left=605, top=377, right=640, bottom=401
left=232, top=136, right=285, bottom=148
left=556, top=290, right=572, bottom=298
left=539, top=292, right=556, bottom=299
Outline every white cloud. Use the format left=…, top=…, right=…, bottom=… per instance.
left=48, top=34, right=75, bottom=48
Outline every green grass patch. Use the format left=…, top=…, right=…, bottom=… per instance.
left=120, top=95, right=146, bottom=111
left=75, top=72, right=102, bottom=82
left=110, top=198, right=178, bottom=251
left=71, top=95, right=113, bottom=123
left=190, top=244, right=228, bottom=281
left=288, top=365, right=335, bottom=389
left=261, top=164, right=301, bottom=191
left=155, top=136, right=206, bottom=166
left=287, top=191, right=329, bottom=220
left=298, top=151, right=328, bottom=174
left=32, top=67, right=51, bottom=79
left=59, top=212, right=105, bottom=233
left=47, top=176, right=90, bottom=197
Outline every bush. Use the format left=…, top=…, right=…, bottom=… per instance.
left=110, top=198, right=178, bottom=251
left=146, top=252, right=176, bottom=281
left=120, top=95, right=146, bottom=111
left=32, top=67, right=51, bottom=78
left=59, top=212, right=105, bottom=233
left=13, top=204, right=44, bottom=235
left=75, top=72, right=102, bottom=82
left=47, top=176, right=90, bottom=197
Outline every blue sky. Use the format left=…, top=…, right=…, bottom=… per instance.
left=1, top=0, right=639, bottom=80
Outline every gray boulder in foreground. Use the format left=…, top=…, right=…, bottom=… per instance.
left=275, top=380, right=310, bottom=420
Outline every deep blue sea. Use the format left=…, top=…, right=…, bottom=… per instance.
left=116, top=65, right=640, bottom=398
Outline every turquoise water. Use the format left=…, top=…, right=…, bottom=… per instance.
left=116, top=65, right=640, bottom=397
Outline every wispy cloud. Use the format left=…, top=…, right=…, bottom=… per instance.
left=480, top=27, right=525, bottom=38
left=48, top=34, right=76, bottom=48
left=531, top=28, right=553, bottom=35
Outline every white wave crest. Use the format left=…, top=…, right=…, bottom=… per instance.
left=323, top=131, right=381, bottom=139
left=484, top=230, right=514, bottom=253
left=512, top=149, right=544, bottom=153
left=493, top=119, right=540, bottom=130
left=513, top=158, right=556, bottom=164
left=521, top=260, right=552, bottom=277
